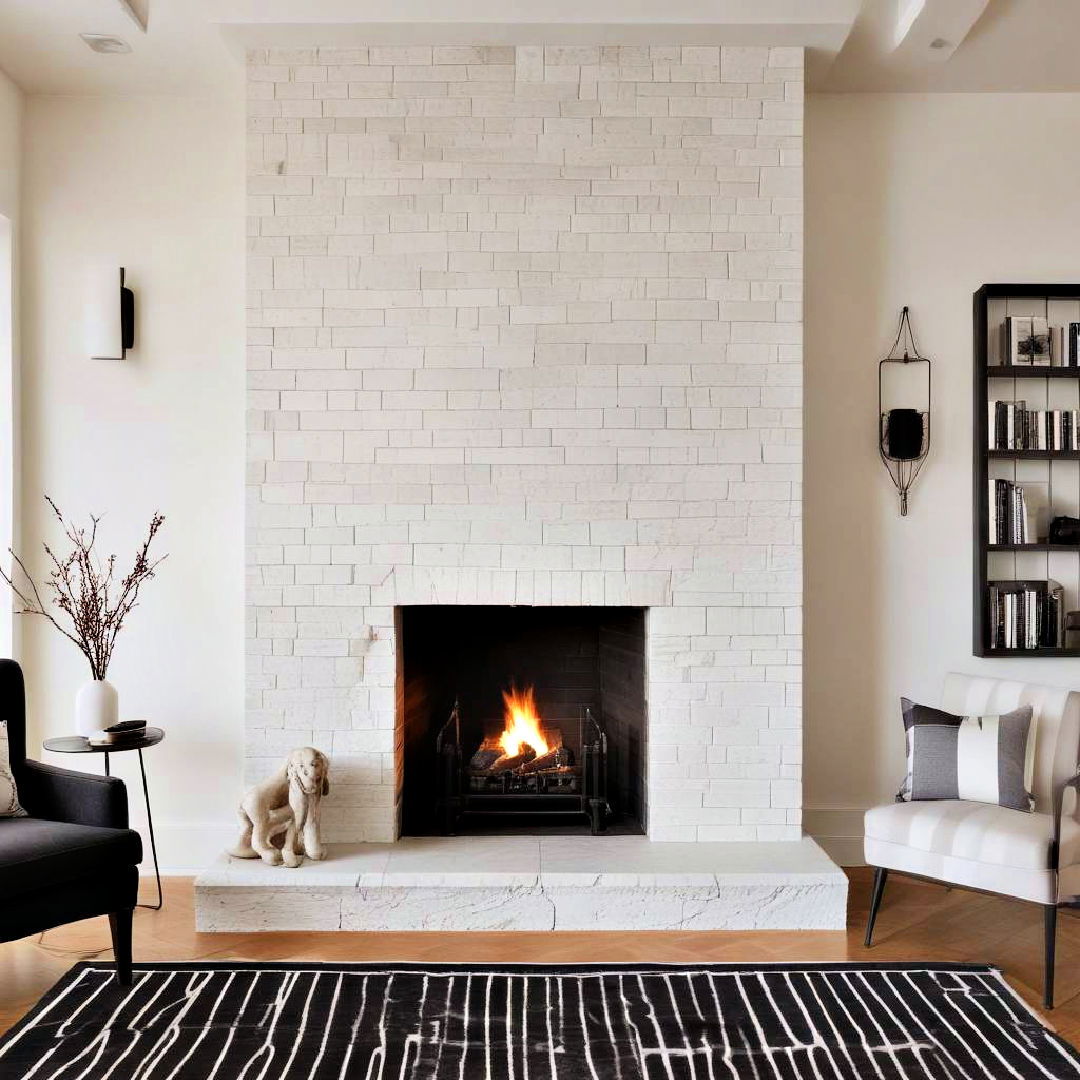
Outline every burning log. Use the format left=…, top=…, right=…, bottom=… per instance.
left=518, top=748, right=565, bottom=774
left=489, top=745, right=537, bottom=773
left=468, top=747, right=502, bottom=772
left=466, top=686, right=569, bottom=777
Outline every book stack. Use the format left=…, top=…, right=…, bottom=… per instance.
left=988, top=400, right=1079, bottom=450
left=1000, top=317, right=1080, bottom=367
left=1052, top=323, right=1080, bottom=367
left=88, top=719, right=148, bottom=748
left=988, top=478, right=1042, bottom=544
left=988, top=579, right=1065, bottom=649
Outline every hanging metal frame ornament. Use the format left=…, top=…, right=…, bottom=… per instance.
left=878, top=306, right=931, bottom=516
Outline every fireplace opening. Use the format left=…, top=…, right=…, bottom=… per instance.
left=399, top=606, right=647, bottom=836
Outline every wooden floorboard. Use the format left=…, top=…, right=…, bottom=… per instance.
left=4, top=867, right=1080, bottom=1045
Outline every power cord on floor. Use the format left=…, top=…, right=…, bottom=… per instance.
left=32, top=929, right=112, bottom=961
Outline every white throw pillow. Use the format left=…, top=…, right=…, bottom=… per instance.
left=0, top=720, right=25, bottom=817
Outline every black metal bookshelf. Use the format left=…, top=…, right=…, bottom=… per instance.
left=974, top=284, right=1080, bottom=657
left=988, top=450, right=1080, bottom=460
left=988, top=366, right=1080, bottom=379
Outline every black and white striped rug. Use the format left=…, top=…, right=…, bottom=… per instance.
left=1, top=961, right=1077, bottom=1078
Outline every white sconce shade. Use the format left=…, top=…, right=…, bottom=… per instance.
left=85, top=265, right=134, bottom=360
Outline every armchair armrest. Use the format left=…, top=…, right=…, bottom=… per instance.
left=15, top=759, right=129, bottom=830
left=1051, top=769, right=1080, bottom=871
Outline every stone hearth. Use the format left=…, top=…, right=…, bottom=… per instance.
left=194, top=836, right=845, bottom=931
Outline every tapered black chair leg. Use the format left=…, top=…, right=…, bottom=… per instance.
left=864, top=867, right=889, bottom=947
left=109, top=909, right=134, bottom=988
left=1045, top=904, right=1057, bottom=1010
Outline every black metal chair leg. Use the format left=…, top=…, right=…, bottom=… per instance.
left=864, top=867, right=889, bottom=947
left=1045, top=904, right=1057, bottom=1010
left=109, top=909, right=134, bottom=988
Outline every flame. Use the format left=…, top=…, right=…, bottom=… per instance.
left=499, top=685, right=550, bottom=757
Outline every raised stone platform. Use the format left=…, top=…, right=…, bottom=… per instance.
left=194, top=836, right=848, bottom=932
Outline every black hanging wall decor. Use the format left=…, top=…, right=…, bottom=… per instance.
left=879, top=306, right=931, bottom=516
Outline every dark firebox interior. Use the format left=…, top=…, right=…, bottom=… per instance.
left=399, top=605, right=647, bottom=835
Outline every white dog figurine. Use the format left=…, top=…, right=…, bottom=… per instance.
left=228, top=747, right=330, bottom=868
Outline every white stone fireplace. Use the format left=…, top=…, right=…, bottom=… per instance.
left=200, top=40, right=840, bottom=932
left=244, top=41, right=804, bottom=846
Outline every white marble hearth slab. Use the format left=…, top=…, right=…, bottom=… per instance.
left=195, top=836, right=847, bottom=932
left=199, top=845, right=391, bottom=887
left=378, top=836, right=542, bottom=887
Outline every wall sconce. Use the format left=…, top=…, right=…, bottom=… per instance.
left=878, top=306, right=932, bottom=516
left=85, top=265, right=134, bottom=360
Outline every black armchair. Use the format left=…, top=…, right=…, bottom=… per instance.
left=1, top=659, right=142, bottom=985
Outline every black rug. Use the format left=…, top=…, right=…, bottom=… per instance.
left=1, top=961, right=1078, bottom=1079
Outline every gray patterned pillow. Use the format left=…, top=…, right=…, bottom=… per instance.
left=899, top=698, right=1036, bottom=812
left=0, top=720, right=25, bottom=817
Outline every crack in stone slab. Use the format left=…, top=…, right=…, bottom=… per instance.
left=196, top=869, right=849, bottom=932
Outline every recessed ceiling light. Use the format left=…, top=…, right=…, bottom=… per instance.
left=929, top=37, right=950, bottom=50
left=79, top=33, right=132, bottom=54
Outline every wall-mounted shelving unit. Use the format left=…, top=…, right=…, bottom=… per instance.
left=974, top=283, right=1080, bottom=657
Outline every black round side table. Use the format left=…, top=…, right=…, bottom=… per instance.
left=43, top=727, right=165, bottom=911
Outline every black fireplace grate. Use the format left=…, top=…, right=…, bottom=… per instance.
left=435, top=702, right=609, bottom=834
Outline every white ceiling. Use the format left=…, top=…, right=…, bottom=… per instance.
left=0, top=0, right=1077, bottom=97
left=0, top=0, right=239, bottom=97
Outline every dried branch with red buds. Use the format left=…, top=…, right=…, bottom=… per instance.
left=0, top=498, right=166, bottom=680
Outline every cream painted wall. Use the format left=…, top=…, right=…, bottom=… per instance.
left=0, top=68, right=21, bottom=658
left=19, top=95, right=245, bottom=870
left=805, top=92, right=1080, bottom=863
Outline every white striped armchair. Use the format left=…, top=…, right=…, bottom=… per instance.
left=863, top=673, right=1080, bottom=1008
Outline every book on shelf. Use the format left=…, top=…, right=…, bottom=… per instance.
left=1031, top=316, right=1051, bottom=366
left=1002, top=315, right=1051, bottom=366
left=988, top=399, right=1080, bottom=451
left=1054, top=322, right=1080, bottom=367
left=988, top=579, right=1065, bottom=650
left=988, top=478, right=1049, bottom=544
left=1003, top=316, right=1028, bottom=365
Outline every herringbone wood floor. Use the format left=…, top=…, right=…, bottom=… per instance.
left=4, top=868, right=1080, bottom=1043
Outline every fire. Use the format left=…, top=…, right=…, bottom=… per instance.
left=499, top=685, right=550, bottom=757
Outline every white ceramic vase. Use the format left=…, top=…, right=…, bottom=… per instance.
left=75, top=678, right=118, bottom=738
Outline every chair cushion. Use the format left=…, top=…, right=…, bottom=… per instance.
left=866, top=800, right=1077, bottom=869
left=865, top=799, right=1080, bottom=904
left=0, top=816, right=142, bottom=900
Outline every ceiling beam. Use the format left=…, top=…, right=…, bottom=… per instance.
left=889, top=0, right=989, bottom=61
left=208, top=0, right=858, bottom=51
left=209, top=0, right=858, bottom=27
left=115, top=0, right=149, bottom=33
